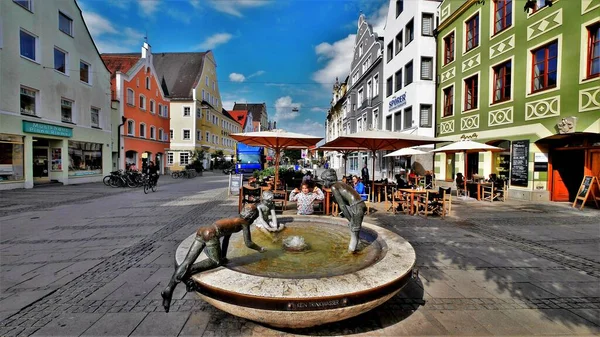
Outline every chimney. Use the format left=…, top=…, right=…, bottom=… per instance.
left=273, top=121, right=277, bottom=129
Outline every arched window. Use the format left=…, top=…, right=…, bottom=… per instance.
left=146, top=77, right=150, bottom=90
left=127, top=89, right=135, bottom=105
left=139, top=123, right=146, bottom=138
left=139, top=95, right=146, bottom=110
left=150, top=126, right=156, bottom=139
left=127, top=120, right=135, bottom=136
left=158, top=128, right=164, bottom=141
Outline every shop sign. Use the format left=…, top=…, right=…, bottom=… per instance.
left=23, top=121, right=72, bottom=138
left=389, top=93, right=407, bottom=112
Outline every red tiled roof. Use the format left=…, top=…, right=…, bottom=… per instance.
left=101, top=54, right=141, bottom=79
left=228, top=110, right=249, bottom=129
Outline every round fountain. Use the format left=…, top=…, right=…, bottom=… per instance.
left=175, top=216, right=415, bottom=328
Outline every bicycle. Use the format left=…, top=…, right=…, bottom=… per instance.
left=143, top=174, right=158, bottom=194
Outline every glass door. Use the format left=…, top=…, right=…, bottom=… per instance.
left=33, top=147, right=49, bottom=180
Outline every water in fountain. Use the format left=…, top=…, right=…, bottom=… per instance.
left=282, top=235, right=309, bottom=252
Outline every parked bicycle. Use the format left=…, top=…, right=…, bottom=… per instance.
left=171, top=169, right=197, bottom=179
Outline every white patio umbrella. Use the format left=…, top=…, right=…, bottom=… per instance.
left=430, top=140, right=505, bottom=195
left=383, top=147, right=428, bottom=157
left=231, top=129, right=323, bottom=188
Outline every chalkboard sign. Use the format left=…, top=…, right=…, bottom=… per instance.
left=534, top=162, right=548, bottom=172
left=573, top=176, right=600, bottom=210
left=228, top=174, right=243, bottom=196
left=510, top=140, right=529, bottom=187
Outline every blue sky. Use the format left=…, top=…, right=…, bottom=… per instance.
left=79, top=0, right=388, bottom=137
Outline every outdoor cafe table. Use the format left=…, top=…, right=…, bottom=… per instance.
left=466, top=181, right=493, bottom=201
left=397, top=188, right=440, bottom=215
left=373, top=182, right=396, bottom=203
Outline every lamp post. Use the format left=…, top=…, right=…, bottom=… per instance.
left=117, top=116, right=127, bottom=170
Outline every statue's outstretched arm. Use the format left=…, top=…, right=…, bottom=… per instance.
left=269, top=209, right=278, bottom=229
left=242, top=223, right=266, bottom=252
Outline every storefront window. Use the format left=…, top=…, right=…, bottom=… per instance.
left=0, top=134, right=25, bottom=182
left=68, top=141, right=102, bottom=176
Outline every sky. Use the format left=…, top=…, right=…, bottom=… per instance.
left=79, top=0, right=389, bottom=138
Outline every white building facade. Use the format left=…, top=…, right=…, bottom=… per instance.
left=0, top=0, right=112, bottom=189
left=382, top=0, right=441, bottom=176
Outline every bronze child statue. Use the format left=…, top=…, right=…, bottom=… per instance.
left=161, top=203, right=266, bottom=312
left=320, top=169, right=366, bottom=252
left=254, top=190, right=282, bottom=232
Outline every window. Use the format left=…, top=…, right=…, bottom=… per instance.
left=169, top=129, right=173, bottom=139
left=404, top=107, right=412, bottom=129
left=421, top=57, right=433, bottom=80
left=14, top=0, right=31, bottom=11
left=127, top=89, right=134, bottom=105
left=494, top=0, right=512, bottom=34
left=464, top=75, right=478, bottom=111
left=531, top=0, right=548, bottom=13
left=196, top=108, right=201, bottom=118
left=180, top=152, right=190, bottom=165
left=149, top=100, right=155, bottom=114
left=443, top=86, right=454, bottom=117
left=139, top=124, right=146, bottom=138
left=465, top=14, right=479, bottom=52
left=206, top=76, right=209, bottom=85
left=139, top=95, right=146, bottom=110
left=405, top=61, right=413, bottom=86
left=20, top=30, right=37, bottom=61
left=183, top=129, right=190, bottom=140
left=163, top=105, right=168, bottom=117
left=167, top=152, right=173, bottom=165
left=213, top=81, right=215, bottom=90
left=150, top=126, right=155, bottom=139
left=359, top=43, right=363, bottom=57
left=422, top=14, right=434, bottom=36
left=146, top=77, right=150, bottom=90
left=183, top=106, right=190, bottom=116
left=420, top=104, right=432, bottom=127
left=58, top=12, right=73, bottom=36
left=197, top=130, right=202, bottom=141
left=372, top=108, right=379, bottom=129
left=587, top=22, right=600, bottom=79
left=61, top=99, right=73, bottom=123
left=68, top=141, right=102, bottom=176
left=444, top=32, right=455, bottom=65
left=358, top=88, right=364, bottom=107
left=159, top=129, right=164, bottom=141
left=396, top=0, right=403, bottom=17
left=395, top=69, right=402, bottom=92
left=158, top=104, right=162, bottom=116
left=373, top=74, right=379, bottom=97
left=387, top=42, right=393, bottom=62
left=20, top=87, right=36, bottom=115
left=405, top=19, right=414, bottom=45
left=531, top=40, right=558, bottom=92
left=386, top=77, right=393, bottom=97
left=394, top=111, right=402, bottom=131
left=391, top=32, right=401, bottom=58
left=493, top=60, right=512, bottom=103
left=54, top=48, right=67, bottom=73
left=0, top=135, right=25, bottom=181
left=80, top=61, right=90, bottom=83
left=367, top=80, right=372, bottom=99
left=206, top=131, right=209, bottom=141
left=91, top=107, right=100, bottom=128
left=128, top=120, right=135, bottom=136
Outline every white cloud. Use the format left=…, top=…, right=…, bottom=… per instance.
left=82, top=11, right=118, bottom=36
left=207, top=0, right=269, bottom=17
left=274, top=96, right=301, bottom=121
left=311, top=3, right=388, bottom=89
left=167, top=8, right=191, bottom=24
left=108, top=0, right=130, bottom=9
left=229, top=73, right=246, bottom=82
left=247, top=70, right=265, bottom=79
left=195, top=33, right=233, bottom=50
left=95, top=41, right=134, bottom=53
left=137, top=0, right=160, bottom=16
left=279, top=119, right=324, bottom=138
left=311, top=107, right=327, bottom=113
left=189, top=0, right=201, bottom=9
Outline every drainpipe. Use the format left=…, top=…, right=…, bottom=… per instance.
left=118, top=116, right=127, bottom=169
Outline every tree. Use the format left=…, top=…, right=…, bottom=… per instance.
left=189, top=149, right=205, bottom=172
left=283, top=149, right=301, bottom=161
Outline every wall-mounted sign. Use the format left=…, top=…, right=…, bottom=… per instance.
left=389, top=93, right=407, bottom=112
left=534, top=152, right=548, bottom=163
left=23, top=121, right=72, bottom=137
left=510, top=140, right=529, bottom=187
left=460, top=133, right=478, bottom=140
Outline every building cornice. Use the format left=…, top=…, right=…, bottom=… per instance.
left=437, top=0, right=478, bottom=32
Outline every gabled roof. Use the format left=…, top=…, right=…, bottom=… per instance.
left=227, top=110, right=249, bottom=129
left=101, top=54, right=141, bottom=80
left=153, top=52, right=207, bottom=100
left=232, top=103, right=266, bottom=123
left=221, top=109, right=238, bottom=123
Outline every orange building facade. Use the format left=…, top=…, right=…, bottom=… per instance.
left=102, top=43, right=170, bottom=173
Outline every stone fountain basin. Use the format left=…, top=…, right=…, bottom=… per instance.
left=175, top=216, right=416, bottom=328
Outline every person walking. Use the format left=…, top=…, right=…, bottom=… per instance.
left=361, top=164, right=369, bottom=184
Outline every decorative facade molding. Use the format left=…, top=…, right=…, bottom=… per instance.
left=440, top=67, right=456, bottom=83
left=488, top=107, right=514, bottom=127
left=527, top=9, right=563, bottom=41
left=441, top=4, right=451, bottom=22
left=579, top=86, right=600, bottom=112
left=461, top=53, right=481, bottom=73
left=439, top=120, right=454, bottom=134
left=525, top=95, right=560, bottom=121
left=489, top=35, right=515, bottom=59
left=582, top=0, right=600, bottom=15
left=461, top=115, right=479, bottom=131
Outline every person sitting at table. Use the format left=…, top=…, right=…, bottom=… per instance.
left=352, top=175, right=368, bottom=201
left=408, top=170, right=418, bottom=186
left=395, top=173, right=409, bottom=189
left=302, top=170, right=313, bottom=184
left=289, top=182, right=324, bottom=215
left=487, top=173, right=498, bottom=183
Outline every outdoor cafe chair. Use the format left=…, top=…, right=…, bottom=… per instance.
left=481, top=180, right=507, bottom=202
left=439, top=186, right=452, bottom=218
left=415, top=190, right=442, bottom=218
left=388, top=187, right=410, bottom=214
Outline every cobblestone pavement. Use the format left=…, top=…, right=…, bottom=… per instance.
left=1, top=177, right=599, bottom=336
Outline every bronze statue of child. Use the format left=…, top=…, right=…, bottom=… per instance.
left=161, top=203, right=266, bottom=312
left=320, top=169, right=366, bottom=252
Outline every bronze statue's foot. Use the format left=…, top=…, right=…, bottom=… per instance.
left=161, top=289, right=172, bottom=313
left=184, top=279, right=197, bottom=292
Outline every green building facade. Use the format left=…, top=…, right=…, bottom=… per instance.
left=434, top=0, right=600, bottom=202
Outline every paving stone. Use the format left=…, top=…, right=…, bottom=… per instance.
left=31, top=313, right=103, bottom=336
left=429, top=310, right=493, bottom=335
left=178, top=311, right=211, bottom=337
left=469, top=310, right=534, bottom=335
left=569, top=309, right=600, bottom=326
left=80, top=312, right=148, bottom=337
left=501, top=309, right=580, bottom=335
left=129, top=312, right=190, bottom=337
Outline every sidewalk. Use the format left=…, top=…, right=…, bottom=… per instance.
left=0, top=177, right=598, bottom=336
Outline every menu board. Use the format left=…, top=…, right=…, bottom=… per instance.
left=577, top=176, right=593, bottom=198
left=510, top=140, right=529, bottom=187
left=229, top=174, right=243, bottom=196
